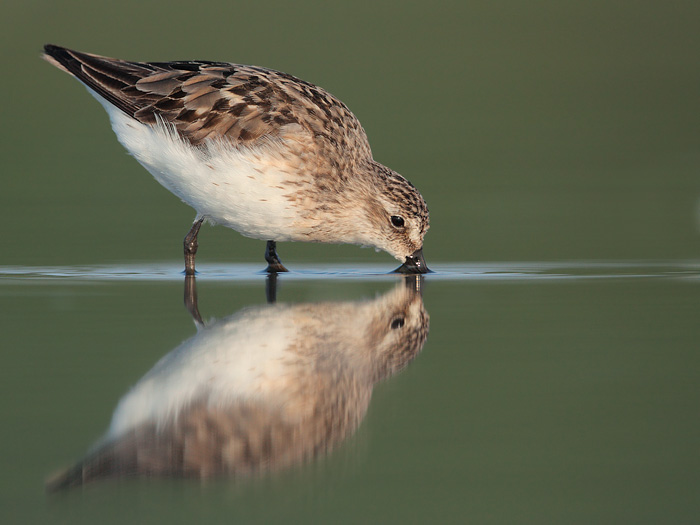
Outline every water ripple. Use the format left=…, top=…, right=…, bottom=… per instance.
left=0, top=260, right=699, bottom=283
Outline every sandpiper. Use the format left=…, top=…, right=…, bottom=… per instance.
left=43, top=45, right=430, bottom=274
left=46, top=278, right=429, bottom=490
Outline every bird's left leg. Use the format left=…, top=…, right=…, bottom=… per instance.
left=183, top=217, right=204, bottom=275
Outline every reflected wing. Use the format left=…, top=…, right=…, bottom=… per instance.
left=43, top=44, right=372, bottom=155
left=45, top=392, right=366, bottom=491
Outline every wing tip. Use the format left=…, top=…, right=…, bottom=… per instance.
left=45, top=463, right=83, bottom=493
left=42, top=44, right=75, bottom=75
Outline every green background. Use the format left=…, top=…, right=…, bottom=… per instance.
left=2, top=0, right=699, bottom=266
left=1, top=1, right=699, bottom=523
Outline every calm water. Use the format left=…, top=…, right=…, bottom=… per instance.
left=2, top=0, right=700, bottom=522
left=1, top=264, right=699, bottom=523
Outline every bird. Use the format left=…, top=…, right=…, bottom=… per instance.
left=45, top=277, right=429, bottom=490
left=42, top=45, right=430, bottom=274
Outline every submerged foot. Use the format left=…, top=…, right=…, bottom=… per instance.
left=183, top=274, right=204, bottom=326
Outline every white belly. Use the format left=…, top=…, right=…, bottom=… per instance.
left=107, top=306, right=300, bottom=437
left=104, top=103, right=303, bottom=241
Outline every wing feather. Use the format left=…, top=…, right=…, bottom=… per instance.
left=43, top=44, right=372, bottom=160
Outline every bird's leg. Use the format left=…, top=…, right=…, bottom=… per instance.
left=183, top=274, right=204, bottom=327
left=264, top=240, right=289, bottom=273
left=183, top=217, right=204, bottom=275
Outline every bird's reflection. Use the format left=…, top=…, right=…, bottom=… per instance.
left=48, top=276, right=429, bottom=490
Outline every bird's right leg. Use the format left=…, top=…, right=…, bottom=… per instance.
left=264, top=240, right=289, bottom=273
left=183, top=217, right=204, bottom=275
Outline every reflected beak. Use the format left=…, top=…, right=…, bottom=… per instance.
left=393, top=248, right=432, bottom=274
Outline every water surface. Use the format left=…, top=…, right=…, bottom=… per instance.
left=1, top=263, right=698, bottom=523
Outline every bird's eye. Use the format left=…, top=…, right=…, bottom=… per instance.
left=390, top=317, right=405, bottom=330
left=390, top=216, right=405, bottom=228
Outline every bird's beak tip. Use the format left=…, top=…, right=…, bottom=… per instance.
left=392, top=248, right=431, bottom=274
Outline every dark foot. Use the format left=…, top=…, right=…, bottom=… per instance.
left=264, top=240, right=289, bottom=273
left=184, top=274, right=204, bottom=326
left=183, top=218, right=204, bottom=275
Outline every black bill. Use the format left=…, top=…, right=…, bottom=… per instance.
left=393, top=248, right=432, bottom=274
